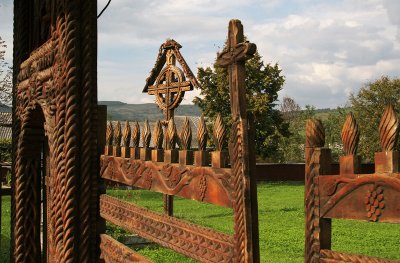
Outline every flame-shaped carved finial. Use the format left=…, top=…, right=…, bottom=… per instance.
left=197, top=115, right=208, bottom=150
left=142, top=120, right=151, bottom=148
left=379, top=103, right=399, bottom=151
left=166, top=118, right=177, bottom=149
left=131, top=121, right=140, bottom=147
left=180, top=117, right=192, bottom=150
left=153, top=120, right=164, bottom=149
left=341, top=113, right=359, bottom=155
left=114, top=121, right=122, bottom=146
left=106, top=121, right=113, bottom=146
left=122, top=120, right=131, bottom=147
left=213, top=114, right=227, bottom=151
left=305, top=119, right=325, bottom=148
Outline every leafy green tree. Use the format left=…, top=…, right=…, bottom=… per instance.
left=0, top=36, right=12, bottom=106
left=278, top=104, right=316, bottom=163
left=349, top=76, right=400, bottom=161
left=194, top=50, right=288, bottom=160
left=322, top=107, right=348, bottom=161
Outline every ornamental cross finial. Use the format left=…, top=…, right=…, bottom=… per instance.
left=215, top=19, right=256, bottom=117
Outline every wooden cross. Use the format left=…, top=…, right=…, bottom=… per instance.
left=216, top=19, right=256, bottom=118
left=147, top=50, right=192, bottom=121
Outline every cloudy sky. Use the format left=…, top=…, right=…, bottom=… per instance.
left=1, top=0, right=400, bottom=108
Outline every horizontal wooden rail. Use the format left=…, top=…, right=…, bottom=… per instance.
left=320, top=249, right=400, bottom=263
left=100, top=155, right=233, bottom=207
left=100, top=234, right=153, bottom=263
left=100, top=194, right=234, bottom=263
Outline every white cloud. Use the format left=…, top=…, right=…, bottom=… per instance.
left=1, top=0, right=400, bottom=109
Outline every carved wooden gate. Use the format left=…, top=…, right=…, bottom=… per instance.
left=305, top=105, right=400, bottom=262
left=99, top=20, right=260, bottom=262
left=13, top=0, right=99, bottom=262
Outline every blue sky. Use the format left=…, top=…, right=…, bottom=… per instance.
left=1, top=0, right=400, bottom=108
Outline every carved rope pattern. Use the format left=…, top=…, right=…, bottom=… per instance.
left=341, top=113, right=359, bottom=155
left=79, top=0, right=97, bottom=260
left=213, top=114, right=226, bottom=151
left=114, top=121, right=122, bottom=146
left=305, top=150, right=321, bottom=263
left=100, top=195, right=234, bottom=263
left=131, top=121, right=140, bottom=147
left=197, top=115, right=208, bottom=150
left=166, top=118, right=177, bottom=149
left=152, top=120, right=163, bottom=149
left=106, top=121, right=113, bottom=146
left=229, top=117, right=246, bottom=263
left=180, top=117, right=192, bottom=150
left=142, top=120, right=151, bottom=148
left=320, top=249, right=399, bottom=263
left=379, top=103, right=399, bottom=151
left=122, top=120, right=131, bottom=147
left=306, top=119, right=325, bottom=148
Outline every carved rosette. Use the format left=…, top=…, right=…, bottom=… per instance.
left=213, top=114, right=227, bottom=151
left=106, top=121, right=114, bottom=146
left=379, top=103, right=399, bottom=151
left=122, top=120, right=131, bottom=147
left=153, top=120, right=164, bottom=149
left=166, top=118, right=177, bottom=149
left=305, top=119, right=325, bottom=148
left=114, top=121, right=122, bottom=146
left=364, top=185, right=385, bottom=222
left=341, top=113, right=359, bottom=155
left=142, top=120, right=151, bottom=148
left=180, top=117, right=192, bottom=150
left=197, top=115, right=208, bottom=150
left=131, top=121, right=140, bottom=147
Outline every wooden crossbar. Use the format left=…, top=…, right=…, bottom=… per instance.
left=100, top=234, right=153, bottom=263
left=100, top=194, right=234, bottom=263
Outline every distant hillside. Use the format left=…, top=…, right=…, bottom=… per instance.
left=99, top=101, right=201, bottom=121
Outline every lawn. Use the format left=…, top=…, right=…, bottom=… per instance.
left=1, top=182, right=400, bottom=262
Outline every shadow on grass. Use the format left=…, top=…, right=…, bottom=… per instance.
left=1, top=234, right=10, bottom=263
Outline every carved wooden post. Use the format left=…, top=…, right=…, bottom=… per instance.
left=113, top=121, right=122, bottom=157
left=105, top=122, right=113, bottom=156
left=164, top=118, right=179, bottom=163
left=130, top=122, right=140, bottom=159
left=305, top=119, right=331, bottom=263
left=216, top=19, right=259, bottom=262
left=140, top=120, right=152, bottom=161
left=194, top=115, right=209, bottom=166
left=179, top=117, right=193, bottom=165
left=340, top=113, right=361, bottom=176
left=211, top=114, right=228, bottom=168
left=375, top=103, right=399, bottom=173
left=121, top=121, right=131, bottom=158
left=152, top=120, right=164, bottom=162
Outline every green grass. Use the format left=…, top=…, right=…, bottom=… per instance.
left=1, top=196, right=11, bottom=263
left=1, top=183, right=400, bottom=262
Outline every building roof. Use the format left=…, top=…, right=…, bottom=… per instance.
left=0, top=112, right=12, bottom=140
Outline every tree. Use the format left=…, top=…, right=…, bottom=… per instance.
left=349, top=76, right=400, bottom=161
left=194, top=49, right=288, bottom=160
left=281, top=96, right=301, bottom=122
left=0, top=36, right=12, bottom=106
left=278, top=103, right=316, bottom=163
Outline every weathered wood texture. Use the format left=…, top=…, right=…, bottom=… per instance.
left=100, top=19, right=260, bottom=263
left=304, top=104, right=400, bottom=263
left=13, top=0, right=99, bottom=262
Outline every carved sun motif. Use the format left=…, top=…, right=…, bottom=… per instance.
left=364, top=185, right=385, bottom=222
